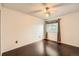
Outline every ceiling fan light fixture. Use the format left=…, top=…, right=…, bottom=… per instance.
left=43, top=8, right=47, bottom=13
left=45, top=13, right=49, bottom=17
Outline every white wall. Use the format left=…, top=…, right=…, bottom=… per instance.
left=60, top=12, right=79, bottom=47
left=0, top=4, right=1, bottom=56
left=1, top=7, right=44, bottom=54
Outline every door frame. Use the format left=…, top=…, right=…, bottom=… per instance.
left=44, top=18, right=61, bottom=44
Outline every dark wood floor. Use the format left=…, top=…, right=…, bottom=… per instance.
left=2, top=40, right=79, bottom=56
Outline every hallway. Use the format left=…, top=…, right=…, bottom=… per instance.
left=2, top=40, right=79, bottom=56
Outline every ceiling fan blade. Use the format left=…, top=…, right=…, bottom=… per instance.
left=27, top=3, right=48, bottom=14
left=42, top=3, right=47, bottom=6
left=27, top=9, right=42, bottom=14
left=48, top=3, right=69, bottom=13
left=52, top=3, right=69, bottom=8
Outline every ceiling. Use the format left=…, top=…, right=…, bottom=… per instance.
left=2, top=3, right=79, bottom=20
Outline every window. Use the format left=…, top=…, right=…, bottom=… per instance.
left=47, top=23, right=58, bottom=33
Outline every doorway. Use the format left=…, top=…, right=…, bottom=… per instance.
left=44, top=19, right=61, bottom=43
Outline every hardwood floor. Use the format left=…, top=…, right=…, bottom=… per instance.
left=2, top=40, right=79, bottom=56
left=2, top=40, right=45, bottom=56
left=44, top=40, right=79, bottom=56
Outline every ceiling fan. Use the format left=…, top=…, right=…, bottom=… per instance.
left=28, top=3, right=68, bottom=17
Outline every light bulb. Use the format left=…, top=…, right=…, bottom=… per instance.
left=45, top=13, right=49, bottom=17
left=43, top=8, right=47, bottom=13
